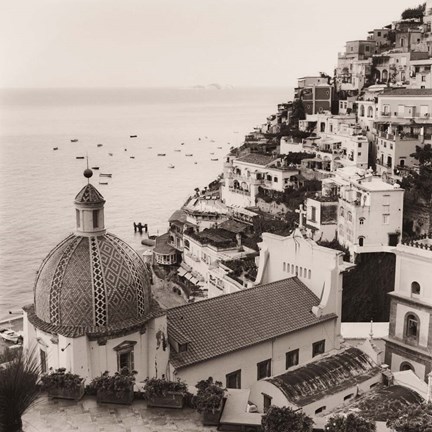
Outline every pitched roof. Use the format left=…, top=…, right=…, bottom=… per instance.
left=153, top=232, right=176, bottom=255
left=74, top=183, right=105, bottom=204
left=167, top=278, right=337, bottom=369
left=168, top=209, right=187, bottom=224
left=236, top=153, right=278, bottom=166
left=267, top=347, right=380, bottom=406
left=381, top=88, right=432, bottom=97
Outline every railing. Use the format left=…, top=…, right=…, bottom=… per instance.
left=228, top=186, right=251, bottom=196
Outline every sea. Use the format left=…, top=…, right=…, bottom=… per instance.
left=0, top=86, right=293, bottom=321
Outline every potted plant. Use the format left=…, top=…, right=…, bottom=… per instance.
left=90, top=367, right=136, bottom=405
left=144, top=376, right=188, bottom=409
left=193, top=377, right=226, bottom=426
left=41, top=367, right=85, bottom=401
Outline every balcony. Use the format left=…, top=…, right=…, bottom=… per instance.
left=228, top=186, right=251, bottom=196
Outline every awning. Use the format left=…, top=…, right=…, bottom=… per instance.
left=177, top=268, right=188, bottom=277
left=189, top=276, right=200, bottom=285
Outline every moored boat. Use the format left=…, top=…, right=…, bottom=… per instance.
left=130, top=156, right=135, bottom=159
left=168, top=164, right=175, bottom=169
left=71, top=139, right=78, bottom=143
left=130, top=135, right=137, bottom=138
left=185, top=153, right=193, bottom=157
left=211, top=158, right=219, bottom=161
left=157, top=153, right=166, bottom=156
left=100, top=173, right=112, bottom=178
left=99, top=181, right=108, bottom=185
left=0, top=329, right=20, bottom=344
left=76, top=156, right=85, bottom=159
left=53, top=147, right=58, bottom=150
left=91, top=166, right=100, bottom=170
left=97, top=144, right=103, bottom=147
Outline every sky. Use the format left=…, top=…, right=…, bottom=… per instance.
left=0, top=0, right=418, bottom=88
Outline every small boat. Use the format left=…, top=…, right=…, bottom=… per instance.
left=91, top=166, right=100, bottom=170
left=168, top=164, right=175, bottom=169
left=97, top=144, right=103, bottom=147
left=124, top=148, right=127, bottom=152
left=180, top=143, right=184, bottom=146
left=99, top=181, right=108, bottom=185
left=157, top=153, right=166, bottom=156
left=0, top=329, right=20, bottom=344
left=130, top=156, right=135, bottom=159
left=174, top=149, right=181, bottom=152
left=211, top=158, right=219, bottom=161
left=53, top=147, right=58, bottom=150
left=148, top=146, right=153, bottom=149
left=130, top=135, right=137, bottom=138
left=210, top=152, right=214, bottom=155
left=217, top=146, right=222, bottom=149
left=108, top=153, right=113, bottom=156
left=76, top=156, right=85, bottom=159
left=71, top=139, right=78, bottom=143
left=100, top=173, right=112, bottom=178
left=185, top=153, right=193, bottom=157
left=198, top=138, right=201, bottom=141
left=194, top=162, right=198, bottom=164
left=210, top=140, right=215, bottom=142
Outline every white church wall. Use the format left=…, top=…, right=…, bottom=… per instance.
left=249, top=380, right=291, bottom=412
left=391, top=353, right=426, bottom=379
left=174, top=320, right=337, bottom=391
left=147, top=315, right=170, bottom=379
left=395, top=303, right=430, bottom=348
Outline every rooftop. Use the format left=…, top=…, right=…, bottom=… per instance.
left=153, top=232, right=176, bottom=255
left=381, top=88, right=432, bottom=97
left=168, top=209, right=187, bottom=224
left=218, top=219, right=249, bottom=234
left=167, top=277, right=337, bottom=369
left=267, top=347, right=380, bottom=406
left=235, top=153, right=278, bottom=166
left=184, top=227, right=238, bottom=249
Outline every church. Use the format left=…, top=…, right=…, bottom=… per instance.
left=23, top=169, right=169, bottom=382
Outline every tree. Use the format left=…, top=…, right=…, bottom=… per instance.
left=386, top=402, right=432, bottom=432
left=410, top=144, right=432, bottom=166
left=0, top=350, right=40, bottom=432
left=262, top=406, right=313, bottom=432
left=325, top=414, right=376, bottom=432
left=401, top=3, right=426, bottom=21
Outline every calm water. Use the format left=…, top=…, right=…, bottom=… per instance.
left=0, top=87, right=292, bottom=320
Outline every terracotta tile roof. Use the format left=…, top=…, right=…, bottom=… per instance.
left=74, top=184, right=105, bottom=204
left=382, top=88, right=432, bottom=96
left=236, top=153, right=278, bottom=166
left=23, top=300, right=164, bottom=340
left=168, top=209, right=187, bottom=224
left=167, top=278, right=337, bottom=369
left=267, top=347, right=380, bottom=406
left=154, top=233, right=176, bottom=255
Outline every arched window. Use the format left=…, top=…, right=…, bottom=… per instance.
left=400, top=362, right=415, bottom=372
left=360, top=105, right=365, bottom=117
left=359, top=217, right=365, bottom=225
left=233, top=180, right=240, bottom=189
left=347, top=211, right=353, bottom=222
left=405, top=313, right=419, bottom=341
left=184, top=239, right=190, bottom=250
left=340, top=207, right=344, bottom=217
left=411, top=282, right=421, bottom=295
left=367, top=106, right=373, bottom=118
left=358, top=236, right=365, bottom=247
left=308, top=269, right=311, bottom=279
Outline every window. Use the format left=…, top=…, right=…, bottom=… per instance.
left=40, top=349, right=47, bottom=374
left=184, top=240, right=190, bottom=250
left=312, top=340, right=325, bottom=357
left=411, top=281, right=421, bottom=295
left=347, top=211, right=352, bottom=222
left=274, top=177, right=278, bottom=183
left=340, top=207, right=344, bottom=217
left=257, top=359, right=271, bottom=380
left=422, top=75, right=426, bottom=82
left=405, top=313, right=419, bottom=340
left=344, top=393, right=354, bottom=401
left=358, top=152, right=361, bottom=156
left=308, top=269, right=311, bottom=279
left=400, top=362, right=415, bottom=372
left=263, top=394, right=272, bottom=413
left=315, top=406, right=326, bottom=414
left=179, top=343, right=188, bottom=353
left=92, top=210, right=99, bottom=228
left=310, top=206, right=317, bottom=223
left=378, top=31, right=381, bottom=37
left=266, top=175, right=272, bottom=181
left=365, top=45, right=370, bottom=52
left=283, top=262, right=286, bottom=272
left=286, top=349, right=299, bottom=369
left=359, top=217, right=365, bottom=225
left=76, top=210, right=80, bottom=228
left=383, top=204, right=390, bottom=213
left=114, top=341, right=136, bottom=371
left=383, top=214, right=389, bottom=224
left=226, top=370, right=241, bottom=389
left=358, top=236, right=365, bottom=247
left=358, top=142, right=362, bottom=148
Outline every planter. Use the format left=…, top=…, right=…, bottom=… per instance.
left=201, top=398, right=226, bottom=426
left=47, top=380, right=85, bottom=401
left=147, top=391, right=185, bottom=409
left=96, top=386, right=134, bottom=405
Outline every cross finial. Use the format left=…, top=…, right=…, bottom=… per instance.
left=295, top=203, right=307, bottom=229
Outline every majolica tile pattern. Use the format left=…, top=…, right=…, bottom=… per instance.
left=34, top=232, right=152, bottom=328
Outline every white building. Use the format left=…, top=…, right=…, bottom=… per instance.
left=323, top=168, right=404, bottom=253
left=23, top=171, right=169, bottom=382
left=221, top=153, right=300, bottom=208
left=385, top=236, right=432, bottom=382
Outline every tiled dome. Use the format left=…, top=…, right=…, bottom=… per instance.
left=34, top=232, right=152, bottom=328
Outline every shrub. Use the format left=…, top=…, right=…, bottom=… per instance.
left=143, top=376, right=187, bottom=398
left=262, top=406, right=313, bottom=432
left=88, top=367, right=136, bottom=398
left=193, top=377, right=226, bottom=413
left=40, top=367, right=83, bottom=391
left=325, top=413, right=376, bottom=432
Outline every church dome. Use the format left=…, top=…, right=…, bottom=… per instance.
left=34, top=233, right=152, bottom=328
left=32, top=174, right=153, bottom=331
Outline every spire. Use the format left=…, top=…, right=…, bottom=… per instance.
left=74, top=169, right=106, bottom=236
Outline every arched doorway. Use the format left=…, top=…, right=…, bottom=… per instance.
left=400, top=362, right=415, bottom=372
